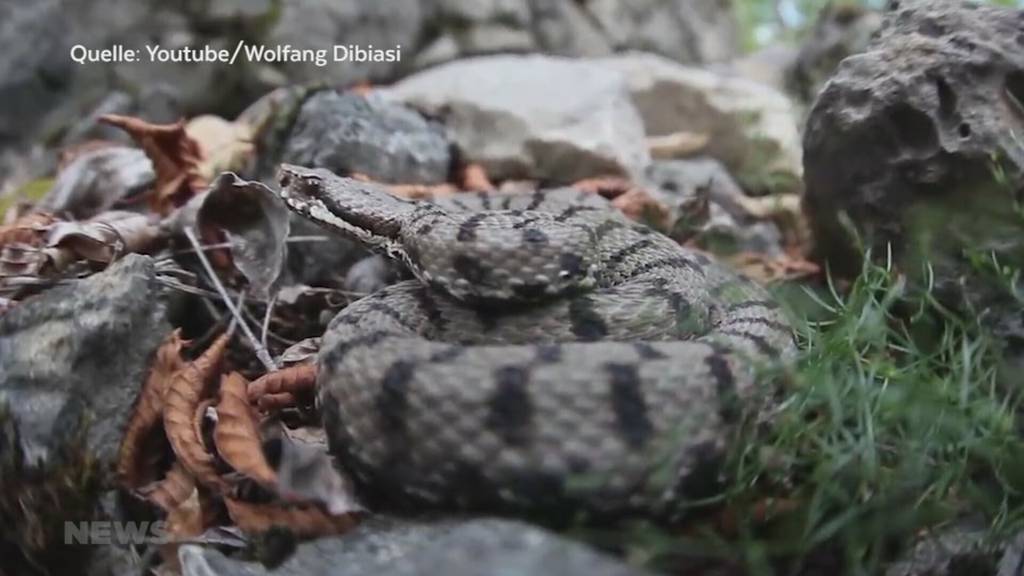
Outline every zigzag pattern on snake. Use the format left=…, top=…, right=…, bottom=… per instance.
left=275, top=164, right=795, bottom=519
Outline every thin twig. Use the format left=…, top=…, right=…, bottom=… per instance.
left=183, top=227, right=277, bottom=371
left=261, top=292, right=277, bottom=352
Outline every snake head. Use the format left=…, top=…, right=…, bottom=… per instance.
left=276, top=164, right=414, bottom=254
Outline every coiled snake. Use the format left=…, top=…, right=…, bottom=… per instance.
left=275, top=164, right=794, bottom=518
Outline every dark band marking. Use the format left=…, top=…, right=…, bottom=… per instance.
left=365, top=301, right=419, bottom=333
left=476, top=191, right=492, bottom=210
left=485, top=365, right=533, bottom=446
left=376, top=360, right=417, bottom=437
left=606, top=363, right=653, bottom=448
left=417, top=223, right=433, bottom=236
left=321, top=331, right=391, bottom=367
left=704, top=353, right=739, bottom=423
left=428, top=345, right=465, bottom=363
left=526, top=189, right=547, bottom=211
left=568, top=296, right=609, bottom=341
left=554, top=205, right=582, bottom=222
left=413, top=288, right=446, bottom=333
left=511, top=217, right=540, bottom=230
left=512, top=283, right=549, bottom=300
left=633, top=342, right=668, bottom=360
left=725, top=299, right=781, bottom=313
left=607, top=238, right=654, bottom=268
left=594, top=220, right=625, bottom=239
left=452, top=254, right=487, bottom=284
left=407, top=208, right=441, bottom=227
left=628, top=256, right=704, bottom=279
left=521, top=228, right=549, bottom=245
left=719, top=316, right=791, bottom=334
left=559, top=252, right=586, bottom=278
left=501, top=196, right=514, bottom=210
left=717, top=329, right=778, bottom=356
left=449, top=198, right=470, bottom=211
left=673, top=440, right=725, bottom=502
left=456, top=213, right=489, bottom=242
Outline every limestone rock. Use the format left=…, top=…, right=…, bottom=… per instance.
left=282, top=91, right=452, bottom=185
left=0, top=254, right=171, bottom=468
left=790, top=3, right=883, bottom=103
left=600, top=52, right=803, bottom=194
left=803, top=0, right=1024, bottom=275
left=380, top=55, right=650, bottom=183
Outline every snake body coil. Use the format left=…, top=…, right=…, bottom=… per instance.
left=276, top=165, right=794, bottom=518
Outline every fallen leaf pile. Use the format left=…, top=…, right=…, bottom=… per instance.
left=116, top=331, right=360, bottom=555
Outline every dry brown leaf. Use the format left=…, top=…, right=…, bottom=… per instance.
left=185, top=115, right=255, bottom=180
left=0, top=212, right=57, bottom=249
left=99, top=114, right=207, bottom=215
left=572, top=177, right=672, bottom=231
left=117, top=329, right=189, bottom=488
left=138, top=462, right=196, bottom=512
left=215, top=372, right=277, bottom=487
left=248, top=364, right=317, bottom=411
left=44, top=211, right=161, bottom=272
left=223, top=497, right=357, bottom=537
left=727, top=251, right=821, bottom=284
left=258, top=392, right=299, bottom=413
left=459, top=163, right=496, bottom=192
left=164, top=333, right=231, bottom=491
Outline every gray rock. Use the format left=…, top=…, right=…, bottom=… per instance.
left=884, top=518, right=996, bottom=576
left=266, top=0, right=424, bottom=87
left=789, top=3, right=883, bottom=103
left=40, top=146, right=154, bottom=219
left=282, top=91, right=452, bottom=185
left=381, top=54, right=650, bottom=183
left=0, top=254, right=171, bottom=467
left=586, top=0, right=740, bottom=64
left=646, top=158, right=784, bottom=256
left=802, top=0, right=1024, bottom=277
left=528, top=0, right=613, bottom=57
left=598, top=52, right=803, bottom=195
left=728, top=45, right=801, bottom=100
left=179, top=517, right=652, bottom=576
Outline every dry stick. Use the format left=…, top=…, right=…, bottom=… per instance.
left=183, top=227, right=278, bottom=372
left=261, top=293, right=278, bottom=352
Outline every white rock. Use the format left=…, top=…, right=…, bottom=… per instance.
left=380, top=54, right=650, bottom=183
left=598, top=52, right=804, bottom=194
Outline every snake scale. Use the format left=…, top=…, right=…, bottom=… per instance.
left=275, top=164, right=795, bottom=519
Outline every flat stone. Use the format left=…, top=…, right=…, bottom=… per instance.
left=179, top=517, right=653, bottom=576
left=380, top=54, right=650, bottom=184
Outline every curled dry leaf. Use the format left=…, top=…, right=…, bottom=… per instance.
left=248, top=364, right=317, bottom=410
left=572, top=177, right=672, bottom=231
left=164, top=333, right=231, bottom=490
left=215, top=372, right=277, bottom=487
left=117, top=329, right=189, bottom=488
left=223, top=497, right=356, bottom=538
left=258, top=393, right=299, bottom=413
left=99, top=114, right=207, bottom=215
left=43, top=211, right=161, bottom=273
left=138, top=462, right=196, bottom=512
left=185, top=115, right=255, bottom=180
left=198, top=173, right=290, bottom=299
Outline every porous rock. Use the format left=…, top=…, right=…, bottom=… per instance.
left=179, top=517, right=652, bottom=576
left=380, top=54, right=650, bottom=183
left=0, top=254, right=171, bottom=467
left=803, top=0, right=1024, bottom=276
left=282, top=91, right=452, bottom=185
left=599, top=52, right=804, bottom=195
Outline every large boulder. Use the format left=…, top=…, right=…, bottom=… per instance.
left=281, top=91, right=452, bottom=185
left=599, top=52, right=804, bottom=194
left=803, top=0, right=1024, bottom=277
left=380, top=54, right=650, bottom=183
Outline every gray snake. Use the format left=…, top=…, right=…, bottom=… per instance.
left=275, top=164, right=795, bottom=519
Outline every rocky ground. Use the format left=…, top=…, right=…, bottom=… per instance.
left=2, top=0, right=1024, bottom=575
